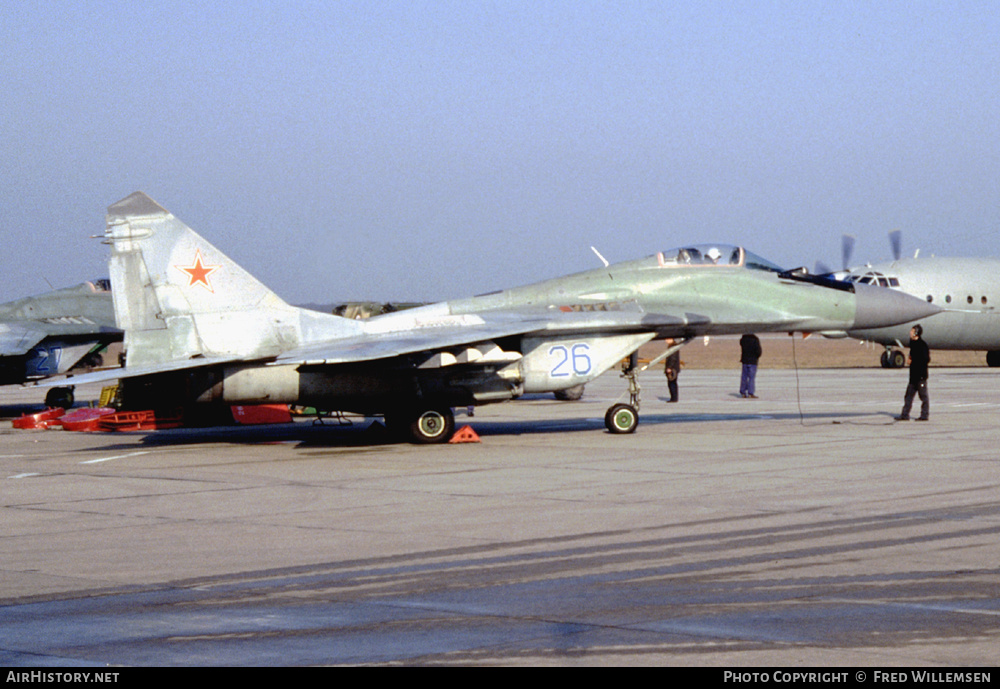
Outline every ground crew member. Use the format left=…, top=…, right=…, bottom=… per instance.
left=664, top=338, right=681, bottom=403
left=739, top=333, right=762, bottom=399
left=896, top=324, right=930, bottom=421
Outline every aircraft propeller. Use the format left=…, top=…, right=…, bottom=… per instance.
left=813, top=230, right=906, bottom=280
left=842, top=234, right=856, bottom=271
left=809, top=234, right=854, bottom=277
left=889, top=229, right=902, bottom=261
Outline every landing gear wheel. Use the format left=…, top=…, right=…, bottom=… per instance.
left=880, top=351, right=890, bottom=368
left=889, top=349, right=906, bottom=368
left=605, top=403, right=638, bottom=434
left=407, top=406, right=456, bottom=444
left=45, top=386, right=74, bottom=409
left=554, top=384, right=585, bottom=401
left=987, top=350, right=1000, bottom=367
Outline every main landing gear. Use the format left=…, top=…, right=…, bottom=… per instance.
left=884, top=347, right=1000, bottom=368
left=880, top=347, right=906, bottom=369
left=45, top=386, right=75, bottom=409
left=386, top=404, right=456, bottom=444
left=604, top=354, right=640, bottom=434
left=553, top=383, right=585, bottom=401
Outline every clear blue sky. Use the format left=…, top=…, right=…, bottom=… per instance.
left=3, top=1, right=998, bottom=303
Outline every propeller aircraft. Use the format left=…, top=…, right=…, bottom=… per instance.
left=52, top=192, right=941, bottom=442
left=844, top=256, right=1000, bottom=367
left=821, top=233, right=1000, bottom=368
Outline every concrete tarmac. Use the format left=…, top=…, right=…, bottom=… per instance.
left=1, top=366, right=998, bottom=666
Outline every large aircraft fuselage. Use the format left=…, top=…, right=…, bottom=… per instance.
left=846, top=257, right=1000, bottom=351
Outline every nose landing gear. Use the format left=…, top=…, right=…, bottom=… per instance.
left=604, top=353, right=640, bottom=434
left=605, top=403, right=638, bottom=433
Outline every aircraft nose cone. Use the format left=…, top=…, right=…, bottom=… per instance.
left=852, top=283, right=943, bottom=329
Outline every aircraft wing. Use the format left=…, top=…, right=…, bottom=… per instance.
left=41, top=304, right=699, bottom=389
left=36, top=353, right=251, bottom=388
left=273, top=314, right=547, bottom=366
left=0, top=323, right=48, bottom=356
left=272, top=306, right=693, bottom=366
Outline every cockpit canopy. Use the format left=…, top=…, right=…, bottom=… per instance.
left=846, top=271, right=900, bottom=288
left=658, top=245, right=784, bottom=273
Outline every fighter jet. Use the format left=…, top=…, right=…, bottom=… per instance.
left=0, top=280, right=120, bottom=407
left=842, top=256, right=1000, bottom=367
left=54, top=192, right=939, bottom=442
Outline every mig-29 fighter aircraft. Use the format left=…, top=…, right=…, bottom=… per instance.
left=56, top=192, right=939, bottom=442
left=1, top=279, right=120, bottom=408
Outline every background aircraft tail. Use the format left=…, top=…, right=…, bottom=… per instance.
left=105, top=191, right=360, bottom=367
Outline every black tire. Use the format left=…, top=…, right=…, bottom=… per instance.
left=987, top=351, right=1000, bottom=367
left=880, top=351, right=890, bottom=368
left=553, top=384, right=585, bottom=401
left=45, top=386, right=74, bottom=409
left=890, top=349, right=906, bottom=368
left=605, top=403, right=638, bottom=434
left=407, top=406, right=456, bottom=444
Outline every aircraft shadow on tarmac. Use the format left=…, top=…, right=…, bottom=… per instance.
left=46, top=407, right=900, bottom=452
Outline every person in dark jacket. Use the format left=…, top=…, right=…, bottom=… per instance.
left=739, top=333, right=762, bottom=399
left=897, top=324, right=930, bottom=421
left=663, top=338, right=681, bottom=403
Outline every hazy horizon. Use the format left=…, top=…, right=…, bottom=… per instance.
left=4, top=1, right=998, bottom=304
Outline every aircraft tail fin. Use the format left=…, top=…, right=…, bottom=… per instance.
left=105, top=191, right=360, bottom=367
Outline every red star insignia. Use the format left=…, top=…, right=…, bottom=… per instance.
left=175, top=249, right=221, bottom=292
